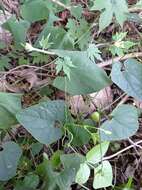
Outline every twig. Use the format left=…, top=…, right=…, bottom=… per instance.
left=129, top=7, right=142, bottom=12
left=51, top=0, right=71, bottom=10
left=103, top=140, right=142, bottom=161
left=117, top=95, right=129, bottom=106
left=80, top=184, right=91, bottom=190
left=101, top=93, right=126, bottom=112
left=128, top=138, right=140, bottom=155
left=98, top=52, right=142, bottom=67
left=128, top=138, right=142, bottom=150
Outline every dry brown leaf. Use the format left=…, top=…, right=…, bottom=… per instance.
left=4, top=69, right=38, bottom=92
left=0, top=79, right=7, bottom=92
left=124, top=164, right=135, bottom=179
left=0, top=10, right=12, bottom=45
left=1, top=0, right=19, bottom=14
left=134, top=100, right=142, bottom=109
left=4, top=69, right=51, bottom=92
left=69, top=87, right=113, bottom=115
left=19, top=69, right=38, bottom=90
left=89, top=86, right=113, bottom=109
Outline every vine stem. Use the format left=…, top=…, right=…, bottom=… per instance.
left=80, top=184, right=91, bottom=190
left=26, top=45, right=56, bottom=56
left=103, top=140, right=142, bottom=161
left=27, top=43, right=142, bottom=68
left=98, top=52, right=142, bottom=67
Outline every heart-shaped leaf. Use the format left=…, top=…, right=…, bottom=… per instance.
left=2, top=16, right=30, bottom=48
left=86, top=142, right=109, bottom=164
left=91, top=0, right=128, bottom=31
left=0, top=93, right=22, bottom=129
left=93, top=161, right=113, bottom=189
left=0, top=142, right=22, bottom=181
left=20, top=0, right=49, bottom=22
left=111, top=59, right=142, bottom=101
left=16, top=100, right=66, bottom=144
left=66, top=124, right=91, bottom=146
left=53, top=51, right=111, bottom=95
left=14, top=173, right=39, bottom=190
left=75, top=163, right=90, bottom=184
left=60, top=153, right=85, bottom=171
left=56, top=153, right=85, bottom=190
left=56, top=168, right=76, bottom=190
left=100, top=104, right=139, bottom=141
left=35, top=26, right=73, bottom=50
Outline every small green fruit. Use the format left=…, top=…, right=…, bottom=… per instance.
left=91, top=111, right=100, bottom=122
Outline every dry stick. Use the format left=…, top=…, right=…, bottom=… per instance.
left=117, top=95, right=129, bottom=106
left=98, top=52, right=142, bottom=68
left=51, top=0, right=71, bottom=10
left=129, top=7, right=142, bottom=12
left=128, top=138, right=142, bottom=156
left=103, top=140, right=142, bottom=161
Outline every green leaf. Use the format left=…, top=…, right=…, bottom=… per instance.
left=112, top=32, right=127, bottom=41
left=99, top=5, right=113, bottom=31
left=36, top=160, right=58, bottom=190
left=75, top=19, right=91, bottom=50
left=0, top=142, right=22, bottom=181
left=86, top=142, right=109, bottom=164
left=135, top=0, right=142, bottom=8
left=93, top=161, right=113, bottom=189
left=2, top=16, right=30, bottom=48
left=126, top=12, right=142, bottom=24
left=53, top=51, right=111, bottom=95
left=31, top=143, right=43, bottom=156
left=92, top=0, right=128, bottom=30
left=23, top=173, right=39, bottom=189
left=0, top=93, right=22, bottom=129
left=35, top=25, right=73, bottom=50
left=15, top=173, right=40, bottom=190
left=100, top=104, right=139, bottom=141
left=36, top=154, right=85, bottom=190
left=51, top=150, right=63, bottom=168
left=57, top=153, right=85, bottom=190
left=111, top=59, right=142, bottom=101
left=20, top=0, right=49, bottom=22
left=87, top=44, right=102, bottom=61
left=39, top=34, right=53, bottom=49
left=0, top=41, right=6, bottom=49
left=91, top=0, right=106, bottom=10
left=0, top=56, right=10, bottom=71
left=66, top=18, right=91, bottom=49
left=16, top=100, right=66, bottom=144
left=70, top=5, right=83, bottom=19
left=55, top=56, right=76, bottom=80
left=109, top=33, right=136, bottom=56
left=114, top=0, right=128, bottom=26
left=75, top=163, right=90, bottom=184
left=56, top=168, right=76, bottom=190
left=66, top=19, right=77, bottom=40
left=60, top=153, right=85, bottom=172
left=66, top=124, right=91, bottom=146
left=54, top=0, right=70, bottom=11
